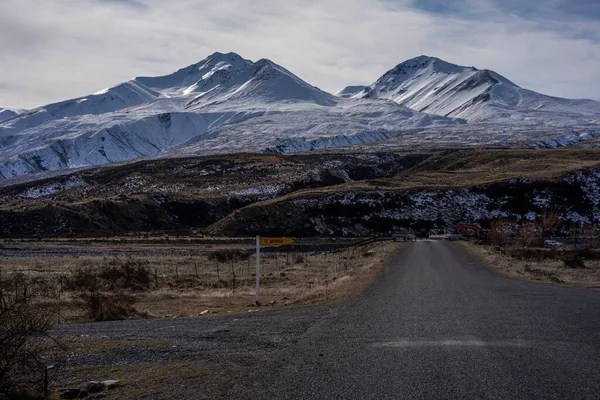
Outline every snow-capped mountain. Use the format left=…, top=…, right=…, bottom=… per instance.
left=2, top=53, right=600, bottom=181
left=0, top=108, right=24, bottom=123
left=341, top=56, right=600, bottom=123
left=0, top=52, right=459, bottom=180
left=1, top=53, right=335, bottom=140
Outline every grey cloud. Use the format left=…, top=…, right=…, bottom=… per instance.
left=91, top=0, right=149, bottom=9
left=0, top=0, right=599, bottom=109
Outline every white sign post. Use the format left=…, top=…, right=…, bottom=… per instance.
left=255, top=236, right=294, bottom=306
left=255, top=235, right=261, bottom=305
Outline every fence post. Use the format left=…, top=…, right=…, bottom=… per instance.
left=256, top=235, right=261, bottom=305
left=231, top=261, right=236, bottom=293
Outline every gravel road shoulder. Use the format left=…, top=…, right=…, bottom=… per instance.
left=50, top=306, right=331, bottom=399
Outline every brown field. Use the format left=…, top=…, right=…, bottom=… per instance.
left=0, top=239, right=400, bottom=323
left=462, top=242, right=600, bottom=288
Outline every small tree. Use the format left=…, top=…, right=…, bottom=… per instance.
left=0, top=289, right=61, bottom=398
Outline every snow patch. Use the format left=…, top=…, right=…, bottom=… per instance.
left=19, top=177, right=87, bottom=199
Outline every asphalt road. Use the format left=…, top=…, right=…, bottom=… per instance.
left=232, top=240, right=600, bottom=399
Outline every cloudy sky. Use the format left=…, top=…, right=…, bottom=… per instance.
left=1, top=0, right=599, bottom=109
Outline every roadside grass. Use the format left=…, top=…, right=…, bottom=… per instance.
left=61, top=360, right=214, bottom=400
left=461, top=242, right=600, bottom=288
left=0, top=241, right=400, bottom=323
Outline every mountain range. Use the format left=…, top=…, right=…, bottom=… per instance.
left=1, top=52, right=599, bottom=180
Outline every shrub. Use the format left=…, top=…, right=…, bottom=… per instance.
left=0, top=291, right=59, bottom=399
left=489, top=219, right=514, bottom=247
left=208, top=250, right=250, bottom=263
left=77, top=291, right=137, bottom=322
left=99, top=260, right=151, bottom=291
left=66, top=260, right=152, bottom=293
left=562, top=252, right=586, bottom=269
left=65, top=267, right=99, bottom=291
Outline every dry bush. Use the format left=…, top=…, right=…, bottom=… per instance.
left=0, top=291, right=60, bottom=399
left=562, top=252, right=586, bottom=269
left=489, top=220, right=514, bottom=247
left=65, top=267, right=100, bottom=291
left=77, top=291, right=137, bottom=322
left=208, top=249, right=250, bottom=263
left=66, top=259, right=151, bottom=292
left=517, top=223, right=539, bottom=248
left=99, top=259, right=151, bottom=291
left=538, top=209, right=560, bottom=242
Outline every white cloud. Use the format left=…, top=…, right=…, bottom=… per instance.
left=0, top=0, right=599, bottom=109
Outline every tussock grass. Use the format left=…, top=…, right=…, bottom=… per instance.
left=462, top=242, right=600, bottom=288
left=0, top=241, right=400, bottom=322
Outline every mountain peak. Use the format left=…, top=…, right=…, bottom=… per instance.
left=204, top=51, right=247, bottom=64
left=348, top=55, right=527, bottom=120
left=391, top=56, right=476, bottom=76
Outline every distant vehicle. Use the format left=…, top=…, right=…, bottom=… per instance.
left=544, top=240, right=563, bottom=248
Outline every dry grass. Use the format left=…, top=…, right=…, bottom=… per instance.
left=61, top=360, right=214, bottom=399
left=461, top=242, right=600, bottom=288
left=241, top=149, right=600, bottom=209
left=0, top=241, right=400, bottom=323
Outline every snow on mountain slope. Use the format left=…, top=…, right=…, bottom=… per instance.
left=0, top=81, right=161, bottom=140
left=136, top=52, right=335, bottom=107
left=335, top=86, right=368, bottom=98
left=0, top=53, right=458, bottom=180
left=0, top=52, right=334, bottom=145
left=172, top=98, right=460, bottom=155
left=0, top=108, right=24, bottom=123
left=0, top=111, right=240, bottom=179
left=135, top=52, right=253, bottom=94
left=345, top=55, right=600, bottom=123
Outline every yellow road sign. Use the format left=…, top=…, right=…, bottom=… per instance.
left=259, top=237, right=295, bottom=246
